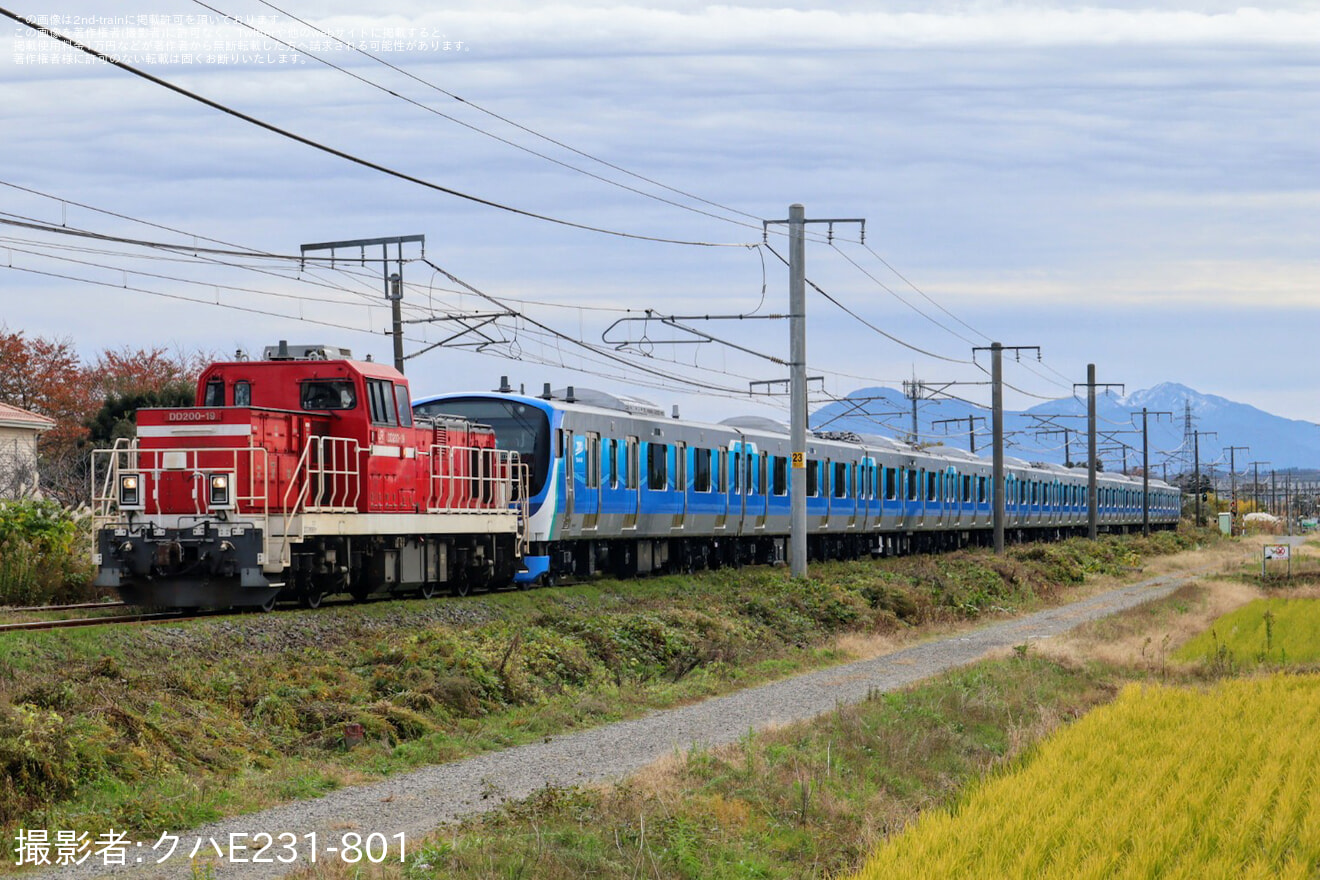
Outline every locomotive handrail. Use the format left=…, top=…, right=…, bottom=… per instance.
left=91, top=441, right=272, bottom=526
left=425, top=444, right=522, bottom=515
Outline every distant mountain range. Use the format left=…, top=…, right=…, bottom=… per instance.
left=811, top=382, right=1320, bottom=475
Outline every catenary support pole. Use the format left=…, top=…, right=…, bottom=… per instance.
left=788, top=204, right=807, bottom=578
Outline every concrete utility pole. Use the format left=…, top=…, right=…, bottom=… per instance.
left=973, top=343, right=1040, bottom=554
left=1226, top=445, right=1250, bottom=535
left=1133, top=408, right=1172, bottom=536
left=764, top=206, right=864, bottom=578
left=1192, top=429, right=1217, bottom=527
left=1075, top=365, right=1123, bottom=540
left=300, top=234, right=424, bottom=374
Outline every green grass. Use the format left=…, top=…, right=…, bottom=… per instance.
left=1175, top=598, right=1320, bottom=666
left=0, top=529, right=1202, bottom=871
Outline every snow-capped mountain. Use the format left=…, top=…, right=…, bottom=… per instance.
left=810, top=383, right=1320, bottom=473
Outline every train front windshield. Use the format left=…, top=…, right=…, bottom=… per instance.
left=414, top=397, right=551, bottom=497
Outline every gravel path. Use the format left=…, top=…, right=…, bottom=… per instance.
left=31, top=567, right=1206, bottom=879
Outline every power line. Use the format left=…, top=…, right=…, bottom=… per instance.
left=419, top=258, right=765, bottom=397
left=761, top=243, right=972, bottom=365
left=193, top=0, right=770, bottom=236
left=249, top=0, right=768, bottom=228
left=2, top=9, right=757, bottom=249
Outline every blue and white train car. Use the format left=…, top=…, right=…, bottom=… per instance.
left=413, top=387, right=1181, bottom=584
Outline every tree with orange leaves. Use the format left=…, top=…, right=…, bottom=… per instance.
left=0, top=327, right=209, bottom=503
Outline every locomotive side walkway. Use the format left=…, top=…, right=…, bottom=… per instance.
left=44, top=566, right=1213, bottom=879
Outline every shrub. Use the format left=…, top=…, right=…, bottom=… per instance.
left=0, top=499, right=98, bottom=605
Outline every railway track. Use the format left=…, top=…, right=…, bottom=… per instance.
left=0, top=610, right=205, bottom=633
left=2, top=600, right=127, bottom=613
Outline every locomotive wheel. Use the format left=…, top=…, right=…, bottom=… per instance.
left=417, top=582, right=438, bottom=600
left=299, top=591, right=325, bottom=610
left=259, top=594, right=278, bottom=613
left=451, top=577, right=471, bottom=598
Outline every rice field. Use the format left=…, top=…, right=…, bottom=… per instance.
left=1175, top=598, right=1320, bottom=665
left=849, top=674, right=1320, bottom=879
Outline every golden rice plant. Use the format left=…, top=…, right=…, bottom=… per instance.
left=849, top=674, right=1320, bottom=879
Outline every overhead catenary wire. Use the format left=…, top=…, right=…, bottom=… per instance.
left=1, top=9, right=757, bottom=250
left=762, top=244, right=973, bottom=365
left=192, top=0, right=770, bottom=236
left=248, top=0, right=768, bottom=228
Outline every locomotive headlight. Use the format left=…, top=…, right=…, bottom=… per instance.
left=118, top=473, right=143, bottom=510
left=208, top=473, right=234, bottom=509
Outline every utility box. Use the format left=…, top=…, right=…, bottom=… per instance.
left=1218, top=512, right=1232, bottom=536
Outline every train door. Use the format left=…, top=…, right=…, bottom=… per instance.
left=730, top=441, right=746, bottom=535
left=754, top=449, right=769, bottom=529
left=674, top=441, right=688, bottom=529
left=581, top=432, right=601, bottom=530
left=561, top=428, right=575, bottom=523
left=623, top=435, right=640, bottom=530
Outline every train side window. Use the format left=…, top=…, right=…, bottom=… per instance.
left=647, top=443, right=668, bottom=490
left=833, top=462, right=848, bottom=497
left=927, top=471, right=937, bottom=502
left=758, top=452, right=768, bottom=496
left=907, top=469, right=919, bottom=501
left=773, top=456, right=787, bottom=496
left=233, top=381, right=250, bottom=407
left=694, top=448, right=712, bottom=492
left=394, top=385, right=414, bottom=427
left=731, top=450, right=742, bottom=493
left=806, top=460, right=819, bottom=497
left=626, top=436, right=639, bottom=489
left=714, top=451, right=724, bottom=493
left=886, top=468, right=897, bottom=501
left=204, top=378, right=224, bottom=406
left=675, top=442, right=686, bottom=493
left=609, top=438, right=620, bottom=489
left=978, top=476, right=987, bottom=503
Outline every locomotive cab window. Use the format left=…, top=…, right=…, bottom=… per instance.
left=203, top=378, right=224, bottom=407
left=301, top=380, right=356, bottom=411
left=234, top=381, right=251, bottom=407
left=367, top=379, right=398, bottom=425
left=394, top=385, right=413, bottom=427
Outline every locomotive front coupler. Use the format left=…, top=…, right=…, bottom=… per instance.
left=95, top=519, right=267, bottom=591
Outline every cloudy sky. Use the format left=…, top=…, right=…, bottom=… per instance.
left=2, top=1, right=1317, bottom=459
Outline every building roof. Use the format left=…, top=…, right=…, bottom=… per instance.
left=0, top=402, right=56, bottom=432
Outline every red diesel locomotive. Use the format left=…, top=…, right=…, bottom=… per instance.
left=92, top=343, right=526, bottom=610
